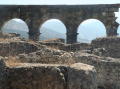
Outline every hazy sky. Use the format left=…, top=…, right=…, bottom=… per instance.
left=0, top=0, right=120, bottom=5
left=40, top=19, right=66, bottom=34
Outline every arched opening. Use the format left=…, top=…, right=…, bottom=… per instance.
left=77, top=19, right=106, bottom=43
left=39, top=19, right=67, bottom=43
left=116, top=8, right=120, bottom=36
left=2, top=18, right=29, bottom=39
left=115, top=8, right=120, bottom=36
left=117, top=26, right=120, bottom=36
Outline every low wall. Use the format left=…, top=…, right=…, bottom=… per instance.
left=74, top=52, right=120, bottom=89
left=0, top=41, right=39, bottom=56
left=42, top=38, right=65, bottom=43
left=0, top=57, right=6, bottom=89
left=39, top=42, right=91, bottom=52
left=91, top=37, right=120, bottom=58
left=18, top=44, right=75, bottom=64
left=0, top=61, right=97, bottom=89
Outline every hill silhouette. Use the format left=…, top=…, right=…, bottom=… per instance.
left=2, top=26, right=90, bottom=43
left=40, top=27, right=90, bottom=43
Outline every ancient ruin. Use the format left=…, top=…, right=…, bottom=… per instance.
left=0, top=3, right=120, bottom=89
left=0, top=4, right=120, bottom=43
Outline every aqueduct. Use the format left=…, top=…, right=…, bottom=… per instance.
left=0, top=4, right=120, bottom=43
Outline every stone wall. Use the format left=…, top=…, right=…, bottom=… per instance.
left=18, top=46, right=74, bottom=64
left=0, top=36, right=120, bottom=89
left=40, top=42, right=91, bottom=52
left=0, top=57, right=7, bottom=89
left=42, top=38, right=65, bottom=43
left=91, top=37, right=120, bottom=58
left=0, top=4, right=119, bottom=43
left=17, top=42, right=91, bottom=64
left=0, top=33, right=20, bottom=39
left=41, top=37, right=120, bottom=58
left=74, top=52, right=120, bottom=89
left=0, top=41, right=39, bottom=57
left=0, top=60, right=97, bottom=89
left=15, top=41, right=120, bottom=89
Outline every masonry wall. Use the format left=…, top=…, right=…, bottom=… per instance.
left=0, top=41, right=39, bottom=56
left=74, top=53, right=120, bottom=89
left=0, top=4, right=119, bottom=43
left=40, top=42, right=91, bottom=52
left=91, top=37, right=120, bottom=58
left=0, top=62, right=97, bottom=89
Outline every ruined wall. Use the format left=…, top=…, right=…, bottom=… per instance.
left=18, top=45, right=73, bottom=64
left=0, top=59, right=97, bottom=89
left=17, top=42, right=91, bottom=64
left=0, top=57, right=7, bottom=89
left=39, top=42, right=91, bottom=52
left=91, top=37, right=120, bottom=58
left=0, top=41, right=39, bottom=56
left=42, top=38, right=65, bottom=43
left=74, top=52, right=120, bottom=89
left=40, top=37, right=120, bottom=58
left=0, top=4, right=119, bottom=43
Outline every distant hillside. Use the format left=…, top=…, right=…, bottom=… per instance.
left=77, top=37, right=91, bottom=43
left=2, top=27, right=90, bottom=43
left=40, top=27, right=66, bottom=41
left=2, top=29, right=29, bottom=39
left=2, top=19, right=29, bottom=32
left=40, top=27, right=90, bottom=43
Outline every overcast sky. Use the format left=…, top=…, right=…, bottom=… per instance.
left=0, top=0, right=120, bottom=5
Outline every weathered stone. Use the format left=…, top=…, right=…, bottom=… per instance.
left=6, top=64, right=66, bottom=89
left=4, top=63, right=97, bottom=89
left=42, top=38, right=65, bottom=43
left=39, top=42, right=91, bottom=52
left=73, top=52, right=120, bottom=89
left=18, top=46, right=74, bottom=64
left=0, top=57, right=6, bottom=89
left=0, top=56, right=6, bottom=68
left=0, top=41, right=39, bottom=56
left=67, top=63, right=97, bottom=89
left=0, top=4, right=119, bottom=43
left=91, top=37, right=120, bottom=58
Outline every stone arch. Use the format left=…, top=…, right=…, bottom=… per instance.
left=116, top=15, right=120, bottom=36
left=2, top=18, right=29, bottom=39
left=39, top=19, right=67, bottom=43
left=77, top=19, right=106, bottom=43
left=117, top=25, right=120, bottom=36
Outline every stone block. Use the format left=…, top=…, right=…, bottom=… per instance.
left=67, top=63, right=97, bottom=89
left=7, top=64, right=66, bottom=89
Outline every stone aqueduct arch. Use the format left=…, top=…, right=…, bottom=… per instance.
left=39, top=19, right=67, bottom=41
left=0, top=4, right=120, bottom=43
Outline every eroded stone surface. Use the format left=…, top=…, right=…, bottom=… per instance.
left=0, top=4, right=119, bottom=43
left=18, top=46, right=74, bottom=64
left=2, top=63, right=97, bottom=89
left=68, top=63, right=97, bottom=89
left=0, top=41, right=39, bottom=56
left=0, top=57, right=7, bottom=89
left=91, top=37, right=120, bottom=58
left=73, top=52, right=120, bottom=89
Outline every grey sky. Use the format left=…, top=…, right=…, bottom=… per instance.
left=0, top=0, right=120, bottom=5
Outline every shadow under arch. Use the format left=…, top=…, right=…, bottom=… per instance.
left=2, top=18, right=29, bottom=39
left=77, top=19, right=106, bottom=43
left=39, top=19, right=67, bottom=43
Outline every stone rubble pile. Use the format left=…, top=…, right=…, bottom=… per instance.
left=18, top=45, right=74, bottom=64
left=0, top=36, right=120, bottom=89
